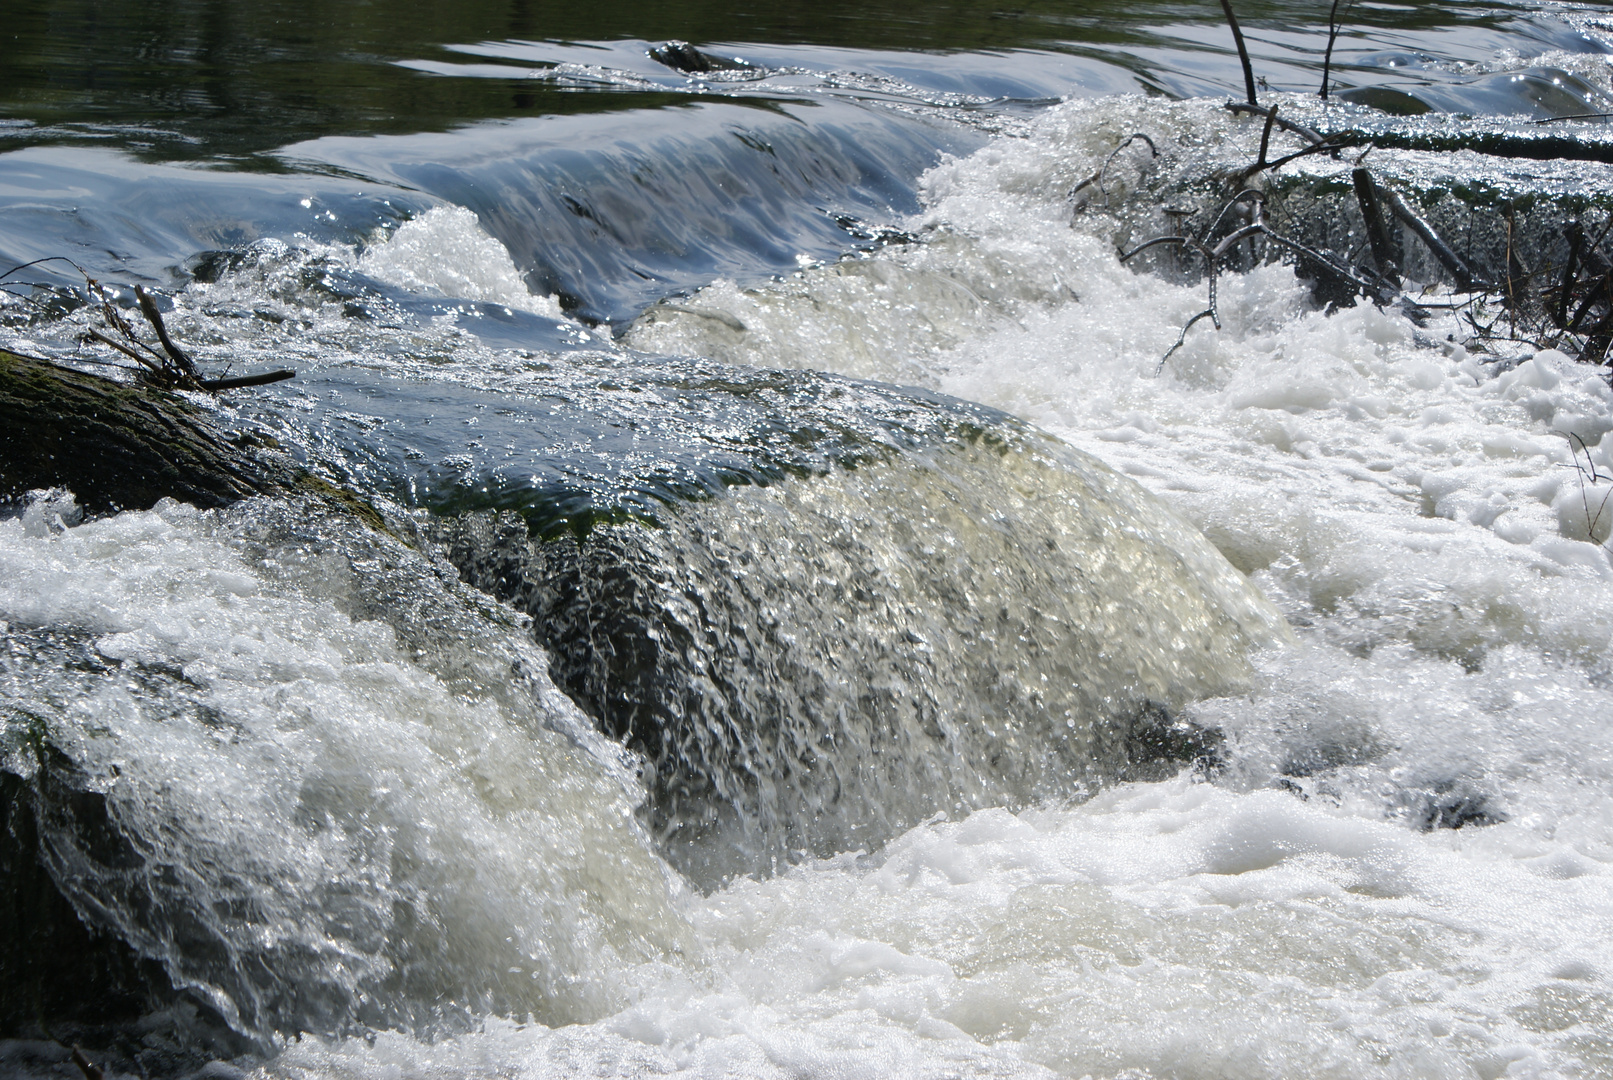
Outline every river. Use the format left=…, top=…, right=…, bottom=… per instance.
left=2, top=2, right=1612, bottom=1077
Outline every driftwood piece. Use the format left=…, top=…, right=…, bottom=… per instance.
left=0, top=349, right=293, bottom=515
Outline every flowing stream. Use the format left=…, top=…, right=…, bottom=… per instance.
left=3, top=2, right=1613, bottom=1077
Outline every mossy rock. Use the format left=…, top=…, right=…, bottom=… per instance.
left=0, top=349, right=291, bottom=514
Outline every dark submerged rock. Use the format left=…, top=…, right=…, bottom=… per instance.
left=0, top=748, right=177, bottom=1036
left=0, top=342, right=1276, bottom=1040
left=1, top=633, right=253, bottom=1070
left=1105, top=700, right=1225, bottom=783
left=418, top=392, right=1283, bottom=884
left=647, top=40, right=754, bottom=75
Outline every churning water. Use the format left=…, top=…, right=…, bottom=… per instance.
left=4, top=1, right=1613, bottom=1076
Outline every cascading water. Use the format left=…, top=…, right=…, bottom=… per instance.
left=431, top=418, right=1290, bottom=884
left=4, top=1, right=1613, bottom=1076
left=1, top=497, right=689, bottom=1050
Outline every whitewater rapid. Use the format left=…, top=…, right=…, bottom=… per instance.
left=5, top=87, right=1613, bottom=1077
left=620, top=92, right=1613, bottom=1078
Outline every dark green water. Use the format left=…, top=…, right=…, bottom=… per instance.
left=2, top=0, right=1604, bottom=161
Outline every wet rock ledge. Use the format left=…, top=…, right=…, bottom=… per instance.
left=0, top=343, right=1280, bottom=1057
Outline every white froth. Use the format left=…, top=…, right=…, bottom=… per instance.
left=604, top=92, right=1613, bottom=1076
left=626, top=95, right=1613, bottom=667
left=7, top=90, right=1613, bottom=1077
left=358, top=205, right=565, bottom=317
left=0, top=501, right=687, bottom=1032
left=265, top=777, right=1612, bottom=1079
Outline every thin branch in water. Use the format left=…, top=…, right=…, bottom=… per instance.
left=1118, top=233, right=1222, bottom=370
left=1160, top=303, right=1220, bottom=372
left=82, top=327, right=167, bottom=374
left=1503, top=206, right=1528, bottom=340
left=69, top=1047, right=104, bottom=1080
left=1224, top=101, right=1331, bottom=147
left=1237, top=136, right=1357, bottom=184
left=201, top=369, right=297, bottom=391
left=1377, top=185, right=1488, bottom=292
left=2, top=257, right=174, bottom=372
left=1069, top=132, right=1159, bottom=213
left=1200, top=188, right=1266, bottom=249
left=76, top=273, right=206, bottom=390
left=134, top=284, right=202, bottom=383
left=1464, top=306, right=1502, bottom=340
left=82, top=274, right=169, bottom=369
left=0, top=280, right=71, bottom=295
left=1554, top=221, right=1583, bottom=329
left=1218, top=0, right=1259, bottom=106
left=1257, top=104, right=1279, bottom=168
left=1533, top=112, right=1613, bottom=124
left=1567, top=267, right=1612, bottom=333
left=1119, top=235, right=1197, bottom=263
left=1352, top=166, right=1399, bottom=281
left=1123, top=183, right=1395, bottom=374
left=0, top=255, right=90, bottom=284
left=1121, top=228, right=1230, bottom=372
left=1321, top=0, right=1355, bottom=100
left=1563, top=432, right=1612, bottom=543
left=90, top=271, right=293, bottom=391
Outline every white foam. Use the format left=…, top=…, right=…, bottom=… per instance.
left=601, top=93, right=1613, bottom=1076
left=358, top=205, right=564, bottom=317
left=262, top=775, right=1613, bottom=1078
left=626, top=95, right=1613, bottom=667
left=10, top=91, right=1613, bottom=1078
left=0, top=500, right=687, bottom=1033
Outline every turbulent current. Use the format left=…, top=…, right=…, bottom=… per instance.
left=4, top=1, right=1613, bottom=1077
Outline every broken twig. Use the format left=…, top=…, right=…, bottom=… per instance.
left=70, top=1046, right=105, bottom=1080
left=134, top=284, right=202, bottom=384
left=1375, top=185, right=1487, bottom=292
left=1352, top=167, right=1399, bottom=281
left=1224, top=102, right=1329, bottom=148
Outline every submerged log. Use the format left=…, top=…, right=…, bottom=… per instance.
left=0, top=349, right=296, bottom=515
